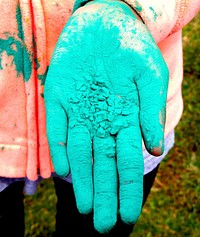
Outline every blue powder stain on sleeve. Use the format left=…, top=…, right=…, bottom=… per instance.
left=72, top=0, right=90, bottom=13
left=16, top=4, right=32, bottom=82
left=0, top=37, right=24, bottom=77
left=0, top=4, right=32, bottom=82
left=149, top=6, right=158, bottom=21
left=135, top=1, right=142, bottom=12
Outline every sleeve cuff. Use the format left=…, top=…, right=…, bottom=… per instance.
left=122, top=0, right=178, bottom=43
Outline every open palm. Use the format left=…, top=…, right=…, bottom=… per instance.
left=44, top=0, right=169, bottom=233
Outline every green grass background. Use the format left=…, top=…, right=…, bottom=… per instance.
left=24, top=13, right=200, bottom=237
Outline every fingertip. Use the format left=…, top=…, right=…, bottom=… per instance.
left=53, top=159, right=69, bottom=177
left=76, top=199, right=93, bottom=214
left=143, top=134, right=164, bottom=157
left=149, top=138, right=164, bottom=156
left=55, top=169, right=69, bottom=178
left=120, top=207, right=141, bottom=225
left=94, top=214, right=117, bottom=234
left=151, top=146, right=163, bottom=156
left=75, top=185, right=93, bottom=214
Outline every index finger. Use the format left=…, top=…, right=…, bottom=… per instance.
left=67, top=124, right=93, bottom=214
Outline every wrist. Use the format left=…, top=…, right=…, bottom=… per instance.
left=119, top=0, right=144, bottom=23
left=86, top=0, right=144, bottom=23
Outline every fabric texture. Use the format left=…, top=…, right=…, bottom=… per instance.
left=0, top=0, right=199, bottom=180
left=0, top=0, right=75, bottom=180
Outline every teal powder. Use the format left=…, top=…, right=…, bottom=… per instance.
left=16, top=4, right=32, bottom=81
left=16, top=4, right=25, bottom=41
left=45, top=0, right=169, bottom=234
left=38, top=66, right=49, bottom=86
left=0, top=37, right=23, bottom=77
left=149, top=6, right=158, bottom=21
left=72, top=0, right=90, bottom=13
left=0, top=5, right=32, bottom=81
left=33, top=36, right=49, bottom=86
left=135, top=0, right=143, bottom=12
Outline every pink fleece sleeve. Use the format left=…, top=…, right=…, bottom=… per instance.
left=170, top=0, right=200, bottom=34
left=123, top=0, right=200, bottom=43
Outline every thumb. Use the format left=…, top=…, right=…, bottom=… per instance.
left=136, top=53, right=169, bottom=156
left=45, top=99, right=69, bottom=177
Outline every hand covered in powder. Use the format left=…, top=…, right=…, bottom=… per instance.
left=44, top=0, right=169, bottom=234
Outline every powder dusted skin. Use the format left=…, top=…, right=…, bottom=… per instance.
left=45, top=0, right=169, bottom=234
left=68, top=80, right=139, bottom=138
